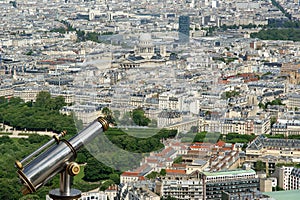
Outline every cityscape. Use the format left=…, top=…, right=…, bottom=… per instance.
left=1, top=0, right=300, bottom=199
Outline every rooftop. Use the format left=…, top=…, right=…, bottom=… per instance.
left=202, top=169, right=256, bottom=177
left=263, top=190, right=300, bottom=200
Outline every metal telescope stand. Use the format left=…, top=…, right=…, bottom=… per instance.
left=49, top=162, right=81, bottom=200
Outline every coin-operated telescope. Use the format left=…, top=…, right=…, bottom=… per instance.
left=15, top=117, right=109, bottom=200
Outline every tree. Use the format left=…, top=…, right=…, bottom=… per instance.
left=146, top=171, right=159, bottom=179
left=100, top=180, right=114, bottom=191
left=49, top=96, right=66, bottom=110
left=102, top=107, right=112, bottom=116
left=173, top=156, right=182, bottom=164
left=273, top=185, right=284, bottom=191
left=132, top=108, right=151, bottom=126
left=109, top=173, right=120, bottom=184
left=102, top=107, right=115, bottom=124
left=35, top=91, right=51, bottom=108
left=255, top=160, right=266, bottom=172
left=270, top=116, right=277, bottom=127
left=190, top=126, right=198, bottom=133
left=160, top=169, right=166, bottom=176
left=0, top=135, right=12, bottom=144
left=83, top=158, right=114, bottom=181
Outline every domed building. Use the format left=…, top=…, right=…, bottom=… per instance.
left=115, top=33, right=168, bottom=70
left=134, top=33, right=155, bottom=59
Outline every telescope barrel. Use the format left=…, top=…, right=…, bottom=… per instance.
left=18, top=131, right=67, bottom=168
left=17, top=117, right=108, bottom=195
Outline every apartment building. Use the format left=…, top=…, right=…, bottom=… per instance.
left=160, top=170, right=203, bottom=200
left=203, top=169, right=259, bottom=200
left=278, top=166, right=295, bottom=190
left=157, top=110, right=182, bottom=128
left=272, top=119, right=300, bottom=136
left=159, top=168, right=259, bottom=200
left=60, top=104, right=102, bottom=126
left=287, top=93, right=300, bottom=110
left=159, top=92, right=181, bottom=111
left=13, top=87, right=42, bottom=102
left=289, top=167, right=300, bottom=190
left=0, top=85, right=13, bottom=98
left=246, top=135, right=300, bottom=159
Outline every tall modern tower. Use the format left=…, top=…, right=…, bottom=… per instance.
left=179, top=15, right=190, bottom=43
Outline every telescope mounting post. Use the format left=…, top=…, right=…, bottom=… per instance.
left=49, top=162, right=81, bottom=200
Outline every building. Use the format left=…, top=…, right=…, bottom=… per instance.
left=157, top=110, right=182, bottom=128
left=272, top=119, right=300, bottom=136
left=160, top=170, right=204, bottom=200
left=246, top=135, right=300, bottom=166
left=120, top=164, right=152, bottom=184
left=263, top=189, right=300, bottom=200
left=105, top=184, right=118, bottom=200
left=159, top=92, right=181, bottom=111
left=289, top=167, right=300, bottom=190
left=260, top=178, right=273, bottom=192
left=160, top=168, right=259, bottom=200
left=287, top=93, right=300, bottom=110
left=179, top=15, right=190, bottom=43
left=280, top=63, right=300, bottom=84
left=117, top=181, right=158, bottom=200
left=276, top=166, right=300, bottom=190
left=0, top=85, right=13, bottom=98
left=13, top=87, right=42, bottom=102
left=46, top=190, right=108, bottom=200
left=60, top=104, right=103, bottom=126
left=80, top=191, right=108, bottom=200
left=165, top=117, right=200, bottom=133
left=203, top=169, right=259, bottom=200
left=51, top=90, right=75, bottom=104
left=278, top=166, right=296, bottom=190
left=120, top=172, right=144, bottom=184
left=128, top=187, right=160, bottom=200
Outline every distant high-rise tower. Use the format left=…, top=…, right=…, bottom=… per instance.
left=179, top=15, right=190, bottom=43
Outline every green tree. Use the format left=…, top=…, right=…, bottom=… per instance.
left=255, top=160, right=266, bottom=172
left=146, top=171, right=159, bottom=179
left=35, top=91, right=51, bottom=108
left=102, top=107, right=112, bottom=116
left=273, top=186, right=284, bottom=191
left=160, top=169, right=166, bottom=176
left=100, top=180, right=114, bottom=191
left=173, top=156, right=183, bottom=164
left=132, top=108, right=151, bottom=126
left=83, top=158, right=114, bottom=181
left=270, top=116, right=277, bottom=127
left=109, top=173, right=120, bottom=184
left=102, top=107, right=115, bottom=125
left=190, top=126, right=198, bottom=133
left=49, top=96, right=66, bottom=110
left=193, top=131, right=207, bottom=142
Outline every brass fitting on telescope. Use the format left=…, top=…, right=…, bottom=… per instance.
left=53, top=130, right=67, bottom=144
left=98, top=117, right=109, bottom=131
left=66, top=162, right=80, bottom=176
left=15, top=160, right=23, bottom=170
